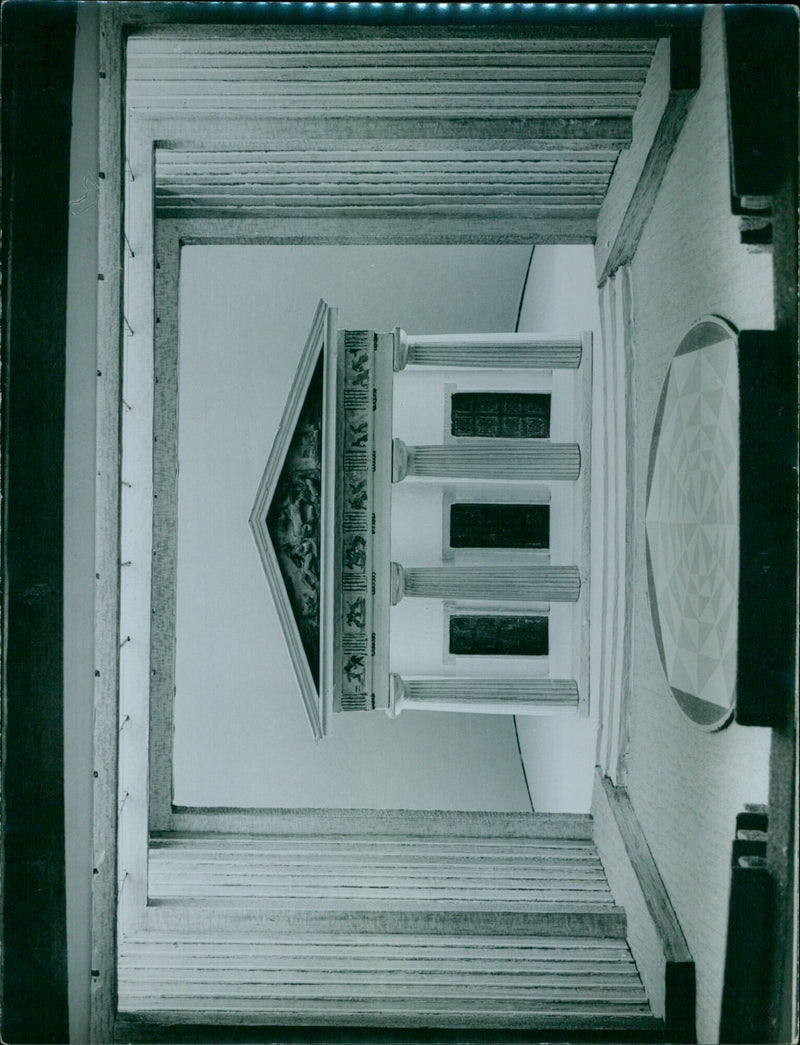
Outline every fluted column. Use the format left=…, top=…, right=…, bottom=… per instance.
left=390, top=562, right=580, bottom=604
left=392, top=438, right=580, bottom=482
left=388, top=674, right=578, bottom=716
left=393, top=329, right=588, bottom=371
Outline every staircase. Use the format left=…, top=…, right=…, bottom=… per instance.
left=119, top=931, right=655, bottom=1032
left=117, top=818, right=664, bottom=1036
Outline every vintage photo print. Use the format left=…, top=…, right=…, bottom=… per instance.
left=1, top=3, right=797, bottom=1043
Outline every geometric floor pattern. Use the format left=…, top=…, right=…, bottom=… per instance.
left=646, top=329, right=739, bottom=720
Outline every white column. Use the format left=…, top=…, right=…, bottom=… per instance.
left=390, top=562, right=580, bottom=604
left=392, top=438, right=580, bottom=482
left=393, top=329, right=589, bottom=371
left=388, top=674, right=579, bottom=716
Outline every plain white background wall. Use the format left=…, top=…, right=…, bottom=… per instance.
left=515, top=244, right=603, bottom=813
left=174, top=244, right=536, bottom=810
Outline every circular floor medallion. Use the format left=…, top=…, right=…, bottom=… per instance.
left=645, top=318, right=739, bottom=730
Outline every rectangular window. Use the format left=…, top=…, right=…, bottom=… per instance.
left=450, top=502, right=549, bottom=550
left=450, top=391, right=551, bottom=438
left=449, top=614, right=548, bottom=656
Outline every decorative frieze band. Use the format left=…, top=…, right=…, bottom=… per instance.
left=393, top=329, right=587, bottom=371
left=389, top=674, right=579, bottom=716
left=390, top=562, right=580, bottom=604
left=392, top=438, right=581, bottom=482
left=339, top=330, right=377, bottom=712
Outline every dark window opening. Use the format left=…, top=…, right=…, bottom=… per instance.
left=450, top=502, right=549, bottom=550
left=451, top=392, right=551, bottom=438
left=449, top=615, right=549, bottom=656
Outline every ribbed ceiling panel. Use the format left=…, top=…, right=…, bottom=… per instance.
left=118, top=933, right=655, bottom=1029
left=155, top=147, right=619, bottom=219
left=128, top=36, right=656, bottom=118
left=134, top=33, right=658, bottom=230
left=147, top=834, right=616, bottom=906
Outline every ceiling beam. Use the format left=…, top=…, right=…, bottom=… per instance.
left=594, top=27, right=701, bottom=284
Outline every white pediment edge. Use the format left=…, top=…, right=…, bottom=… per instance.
left=248, top=299, right=334, bottom=741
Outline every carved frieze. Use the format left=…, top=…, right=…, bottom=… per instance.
left=251, top=304, right=391, bottom=733
left=340, top=331, right=377, bottom=712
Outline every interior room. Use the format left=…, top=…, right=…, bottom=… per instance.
left=1, top=4, right=796, bottom=1045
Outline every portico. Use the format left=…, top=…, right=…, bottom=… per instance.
left=249, top=304, right=592, bottom=730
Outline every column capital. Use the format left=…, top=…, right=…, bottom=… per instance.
left=391, top=438, right=409, bottom=483
left=387, top=673, right=408, bottom=717
left=393, top=328, right=409, bottom=372
left=390, top=562, right=406, bottom=605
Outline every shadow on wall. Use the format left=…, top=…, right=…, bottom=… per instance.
left=515, top=245, right=602, bottom=813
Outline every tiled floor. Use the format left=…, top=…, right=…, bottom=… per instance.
left=517, top=16, right=778, bottom=1042
left=625, top=11, right=774, bottom=1041
left=644, top=321, right=739, bottom=728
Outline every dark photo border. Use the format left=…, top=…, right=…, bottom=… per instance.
left=1, top=4, right=795, bottom=1044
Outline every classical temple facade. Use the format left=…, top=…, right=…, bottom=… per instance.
left=250, top=304, right=592, bottom=734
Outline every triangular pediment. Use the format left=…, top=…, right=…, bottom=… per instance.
left=266, top=355, right=323, bottom=686
left=249, top=301, right=336, bottom=739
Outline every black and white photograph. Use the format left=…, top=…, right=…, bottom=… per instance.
left=1, top=3, right=797, bottom=1043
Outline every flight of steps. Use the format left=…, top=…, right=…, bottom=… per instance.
left=118, top=931, right=654, bottom=1032
left=117, top=821, right=663, bottom=1035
